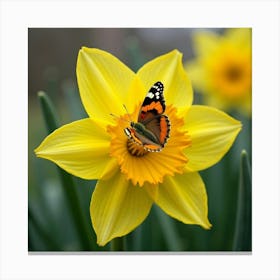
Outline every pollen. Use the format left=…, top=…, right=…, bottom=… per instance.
left=107, top=106, right=191, bottom=186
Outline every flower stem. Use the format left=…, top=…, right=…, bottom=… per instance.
left=233, top=149, right=252, bottom=251
left=110, top=237, right=125, bottom=251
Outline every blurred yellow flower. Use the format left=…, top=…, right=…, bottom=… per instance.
left=185, top=28, right=252, bottom=115
left=35, top=48, right=241, bottom=246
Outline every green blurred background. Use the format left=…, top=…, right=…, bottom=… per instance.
left=28, top=28, right=251, bottom=251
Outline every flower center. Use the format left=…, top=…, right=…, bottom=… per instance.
left=224, top=65, right=243, bottom=83
left=107, top=106, right=191, bottom=186
left=126, top=139, right=148, bottom=157
left=210, top=60, right=251, bottom=100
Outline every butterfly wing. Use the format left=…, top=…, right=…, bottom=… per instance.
left=124, top=127, right=162, bottom=152
left=124, top=81, right=170, bottom=152
left=138, top=81, right=166, bottom=123
left=144, top=115, right=170, bottom=147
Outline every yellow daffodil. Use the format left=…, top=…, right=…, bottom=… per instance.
left=185, top=28, right=252, bottom=115
left=35, top=47, right=241, bottom=246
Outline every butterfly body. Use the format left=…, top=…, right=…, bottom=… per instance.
left=124, top=81, right=170, bottom=152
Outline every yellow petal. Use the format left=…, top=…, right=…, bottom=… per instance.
left=35, top=118, right=112, bottom=179
left=226, top=28, right=251, bottom=49
left=137, top=50, right=193, bottom=112
left=156, top=172, right=211, bottom=228
left=90, top=172, right=153, bottom=246
left=143, top=183, right=159, bottom=201
left=183, top=105, right=242, bottom=171
left=76, top=47, right=139, bottom=123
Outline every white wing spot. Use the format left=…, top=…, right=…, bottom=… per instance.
left=147, top=92, right=154, bottom=99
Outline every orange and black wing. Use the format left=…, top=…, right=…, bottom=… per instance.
left=138, top=81, right=166, bottom=123
left=145, top=115, right=170, bottom=147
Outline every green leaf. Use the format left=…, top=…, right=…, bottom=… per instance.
left=37, top=91, right=95, bottom=250
left=233, top=149, right=252, bottom=251
left=38, top=91, right=59, bottom=133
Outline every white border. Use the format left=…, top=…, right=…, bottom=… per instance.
left=1, top=0, right=280, bottom=279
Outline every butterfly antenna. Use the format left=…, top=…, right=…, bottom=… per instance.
left=122, top=104, right=133, bottom=123
left=122, top=104, right=129, bottom=114
left=110, top=113, right=124, bottom=123
left=110, top=113, right=118, bottom=119
left=110, top=107, right=131, bottom=124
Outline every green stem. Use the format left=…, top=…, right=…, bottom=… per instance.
left=232, top=149, right=252, bottom=251
left=110, top=237, right=125, bottom=251
left=38, top=91, right=94, bottom=250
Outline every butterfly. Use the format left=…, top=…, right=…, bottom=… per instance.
left=124, top=81, right=170, bottom=152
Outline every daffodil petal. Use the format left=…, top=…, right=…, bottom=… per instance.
left=76, top=47, right=138, bottom=123
left=226, top=28, right=251, bottom=48
left=137, top=50, right=193, bottom=112
left=156, top=172, right=211, bottom=229
left=143, top=183, right=159, bottom=201
left=183, top=105, right=242, bottom=171
left=35, top=118, right=112, bottom=179
left=90, top=173, right=153, bottom=246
